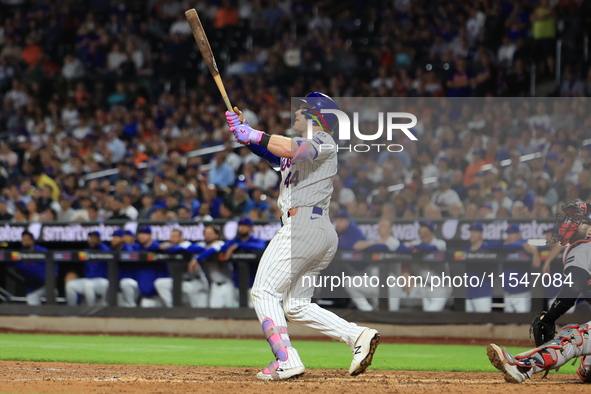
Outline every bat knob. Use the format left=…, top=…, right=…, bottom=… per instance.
left=233, top=106, right=245, bottom=123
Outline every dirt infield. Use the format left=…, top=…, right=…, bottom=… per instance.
left=0, top=361, right=588, bottom=394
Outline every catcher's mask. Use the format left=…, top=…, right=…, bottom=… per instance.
left=549, top=199, right=591, bottom=246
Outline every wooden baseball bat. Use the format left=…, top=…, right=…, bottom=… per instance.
left=185, top=8, right=243, bottom=121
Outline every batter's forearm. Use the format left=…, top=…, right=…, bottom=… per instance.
left=265, top=135, right=298, bottom=159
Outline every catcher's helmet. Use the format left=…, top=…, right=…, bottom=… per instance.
left=549, top=199, right=591, bottom=245
left=293, top=92, right=340, bottom=132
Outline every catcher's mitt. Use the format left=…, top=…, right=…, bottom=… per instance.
left=530, top=311, right=556, bottom=347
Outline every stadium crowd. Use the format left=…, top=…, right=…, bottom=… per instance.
left=0, top=0, right=589, bottom=225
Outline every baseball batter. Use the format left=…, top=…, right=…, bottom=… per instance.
left=488, top=200, right=591, bottom=383
left=226, top=92, right=380, bottom=380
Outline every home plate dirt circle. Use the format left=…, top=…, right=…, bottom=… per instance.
left=0, top=361, right=588, bottom=394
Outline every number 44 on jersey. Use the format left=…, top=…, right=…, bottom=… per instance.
left=284, top=170, right=300, bottom=188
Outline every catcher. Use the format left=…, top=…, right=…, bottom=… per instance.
left=488, top=199, right=591, bottom=383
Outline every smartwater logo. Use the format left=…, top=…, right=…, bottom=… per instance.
left=306, top=110, right=418, bottom=152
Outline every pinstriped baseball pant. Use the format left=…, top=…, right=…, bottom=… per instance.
left=251, top=208, right=366, bottom=364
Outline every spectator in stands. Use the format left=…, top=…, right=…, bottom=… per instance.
left=400, top=204, right=416, bottom=219
left=497, top=35, right=517, bottom=70
left=62, top=54, right=85, bottom=80
left=511, top=179, right=535, bottom=212
left=464, top=149, right=486, bottom=187
left=417, top=149, right=439, bottom=180
left=214, top=0, right=240, bottom=29
left=253, top=160, right=279, bottom=193
left=209, top=151, right=235, bottom=189
left=120, top=195, right=139, bottom=220
left=431, top=175, right=461, bottom=216
left=491, top=184, right=513, bottom=216
left=169, top=13, right=192, bottom=36
left=503, top=150, right=532, bottom=185
left=479, top=202, right=495, bottom=219
left=12, top=204, right=29, bottom=223
left=560, top=66, right=585, bottom=97
left=534, top=172, right=558, bottom=207
left=464, top=183, right=486, bottom=208
left=11, top=230, right=53, bottom=305
left=448, top=201, right=465, bottom=219
left=65, top=231, right=111, bottom=307
left=532, top=0, right=556, bottom=78
left=422, top=203, right=442, bottom=219
left=446, top=57, right=471, bottom=97
left=0, top=198, right=12, bottom=221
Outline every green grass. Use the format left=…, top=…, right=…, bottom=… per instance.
left=0, top=333, right=577, bottom=374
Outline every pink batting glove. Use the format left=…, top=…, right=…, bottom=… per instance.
left=233, top=124, right=264, bottom=145
left=225, top=111, right=247, bottom=130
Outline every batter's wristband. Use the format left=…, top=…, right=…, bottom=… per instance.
left=260, top=133, right=271, bottom=148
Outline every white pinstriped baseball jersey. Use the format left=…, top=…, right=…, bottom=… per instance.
left=277, top=130, right=336, bottom=213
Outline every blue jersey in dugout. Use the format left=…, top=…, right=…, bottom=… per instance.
left=84, top=242, right=112, bottom=279
left=118, top=242, right=141, bottom=279
left=14, top=244, right=55, bottom=293
left=465, top=241, right=501, bottom=299
left=222, top=235, right=267, bottom=288
left=134, top=240, right=167, bottom=297
left=502, top=240, right=530, bottom=295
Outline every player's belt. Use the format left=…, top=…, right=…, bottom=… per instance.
left=281, top=206, right=323, bottom=226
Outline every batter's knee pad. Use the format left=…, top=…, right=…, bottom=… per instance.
left=262, top=317, right=291, bottom=362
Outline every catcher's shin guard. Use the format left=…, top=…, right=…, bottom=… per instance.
left=262, top=317, right=291, bottom=362
left=515, top=323, right=591, bottom=375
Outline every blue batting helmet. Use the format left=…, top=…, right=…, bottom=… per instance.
left=294, top=92, right=340, bottom=132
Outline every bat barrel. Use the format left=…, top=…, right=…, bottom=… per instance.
left=185, top=8, right=220, bottom=77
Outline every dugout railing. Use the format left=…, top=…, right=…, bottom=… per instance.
left=0, top=249, right=585, bottom=325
